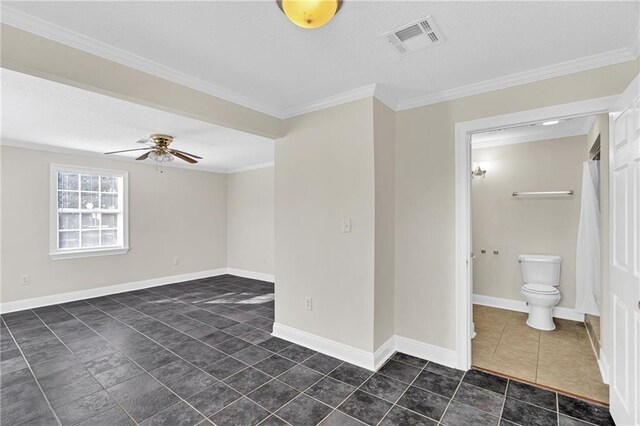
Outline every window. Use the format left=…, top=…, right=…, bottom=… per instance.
left=50, top=165, right=129, bottom=259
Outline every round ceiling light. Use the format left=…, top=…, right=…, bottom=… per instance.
left=277, top=0, right=342, bottom=29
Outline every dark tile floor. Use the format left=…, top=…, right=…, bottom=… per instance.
left=0, top=275, right=615, bottom=426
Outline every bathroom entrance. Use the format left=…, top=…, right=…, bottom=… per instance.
left=468, top=113, right=609, bottom=403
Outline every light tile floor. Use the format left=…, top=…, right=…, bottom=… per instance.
left=472, top=305, right=609, bottom=404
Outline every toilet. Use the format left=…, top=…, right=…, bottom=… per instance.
left=519, top=254, right=562, bottom=331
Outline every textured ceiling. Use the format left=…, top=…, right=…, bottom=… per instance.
left=1, top=69, right=274, bottom=172
left=2, top=1, right=638, bottom=115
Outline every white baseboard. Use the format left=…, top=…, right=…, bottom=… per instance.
left=373, top=336, right=396, bottom=370
left=394, top=335, right=458, bottom=369
left=226, top=268, right=275, bottom=283
left=0, top=267, right=275, bottom=313
left=272, top=322, right=456, bottom=372
left=598, top=349, right=610, bottom=385
left=473, top=294, right=585, bottom=322
left=272, top=322, right=380, bottom=370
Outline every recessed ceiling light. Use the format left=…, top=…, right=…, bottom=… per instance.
left=542, top=120, right=559, bottom=126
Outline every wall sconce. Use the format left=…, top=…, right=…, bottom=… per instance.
left=471, top=162, right=486, bottom=179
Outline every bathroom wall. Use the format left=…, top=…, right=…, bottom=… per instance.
left=472, top=135, right=587, bottom=309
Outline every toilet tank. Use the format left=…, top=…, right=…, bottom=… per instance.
left=519, top=254, right=562, bottom=286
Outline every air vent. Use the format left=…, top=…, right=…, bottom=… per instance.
left=382, top=15, right=444, bottom=56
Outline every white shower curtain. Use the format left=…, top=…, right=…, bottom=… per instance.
left=575, top=160, right=601, bottom=315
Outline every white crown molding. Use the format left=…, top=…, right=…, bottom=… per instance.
left=397, top=48, right=637, bottom=111
left=473, top=294, right=585, bottom=322
left=372, top=85, right=399, bottom=112
left=2, top=5, right=637, bottom=119
left=0, top=6, right=282, bottom=119
left=471, top=126, right=590, bottom=150
left=279, top=84, right=377, bottom=119
left=0, top=138, right=274, bottom=174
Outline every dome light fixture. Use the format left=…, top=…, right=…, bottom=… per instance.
left=277, top=0, right=342, bottom=29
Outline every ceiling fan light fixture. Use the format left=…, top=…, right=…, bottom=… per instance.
left=278, top=0, right=342, bottom=29
left=148, top=151, right=174, bottom=163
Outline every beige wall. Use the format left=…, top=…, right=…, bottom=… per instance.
left=373, top=99, right=396, bottom=348
left=275, top=98, right=376, bottom=351
left=2, top=22, right=637, bottom=362
left=227, top=167, right=275, bottom=275
left=0, top=24, right=282, bottom=139
left=471, top=136, right=587, bottom=309
left=395, top=60, right=638, bottom=350
left=1, top=146, right=228, bottom=303
left=586, top=113, right=610, bottom=358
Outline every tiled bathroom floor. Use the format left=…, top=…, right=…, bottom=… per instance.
left=1, top=277, right=613, bottom=425
left=472, top=305, right=608, bottom=404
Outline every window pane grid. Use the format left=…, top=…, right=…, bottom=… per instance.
left=56, top=170, right=123, bottom=251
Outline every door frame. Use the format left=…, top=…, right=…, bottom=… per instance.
left=454, top=95, right=618, bottom=370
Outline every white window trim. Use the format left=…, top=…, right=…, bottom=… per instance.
left=50, top=164, right=130, bottom=260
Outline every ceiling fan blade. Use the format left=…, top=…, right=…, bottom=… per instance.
left=105, top=147, right=151, bottom=155
left=170, top=149, right=202, bottom=159
left=135, top=152, right=151, bottom=161
left=171, top=151, right=198, bottom=164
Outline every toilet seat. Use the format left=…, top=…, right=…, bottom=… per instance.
left=522, top=283, right=559, bottom=295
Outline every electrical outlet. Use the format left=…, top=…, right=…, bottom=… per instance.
left=173, top=257, right=180, bottom=266
left=305, top=297, right=312, bottom=311
left=20, top=274, right=30, bottom=285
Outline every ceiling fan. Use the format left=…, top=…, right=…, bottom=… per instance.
left=104, top=134, right=202, bottom=164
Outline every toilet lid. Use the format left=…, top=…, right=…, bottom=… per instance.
left=523, top=284, right=559, bottom=294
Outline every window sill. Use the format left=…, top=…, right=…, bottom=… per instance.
left=49, top=247, right=130, bottom=260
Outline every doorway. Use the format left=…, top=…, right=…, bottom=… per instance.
left=455, top=77, right=639, bottom=426
left=468, top=113, right=607, bottom=402
left=452, top=97, right=617, bottom=381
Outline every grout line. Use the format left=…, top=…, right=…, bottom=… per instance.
left=1, top=316, right=64, bottom=426
left=82, top=279, right=338, bottom=424
left=376, top=358, right=441, bottom=425
left=29, top=309, right=141, bottom=425
left=473, top=307, right=607, bottom=407
left=556, top=391, right=560, bottom=426
left=44, top=310, right=251, bottom=424
left=498, top=378, right=510, bottom=424
left=435, top=369, right=476, bottom=426
left=103, top=281, right=301, bottom=423
left=66, top=296, right=287, bottom=424
left=256, top=360, right=353, bottom=425
left=4, top=282, right=609, bottom=426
